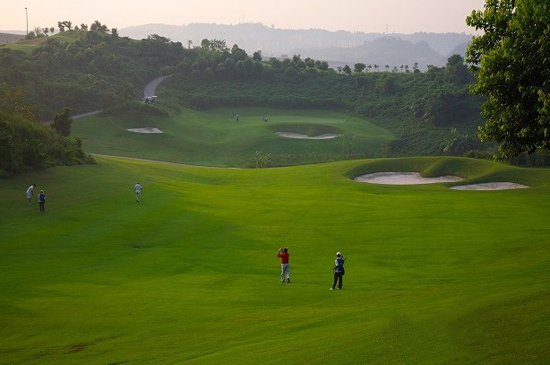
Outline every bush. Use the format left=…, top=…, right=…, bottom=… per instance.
left=0, top=111, right=94, bottom=177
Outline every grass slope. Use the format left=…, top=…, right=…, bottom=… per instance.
left=1, top=156, right=549, bottom=364
left=72, top=107, right=394, bottom=167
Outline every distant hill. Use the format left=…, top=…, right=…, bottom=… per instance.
left=295, top=37, right=447, bottom=69
left=448, top=42, right=470, bottom=59
left=0, top=32, right=24, bottom=44
left=120, top=23, right=473, bottom=67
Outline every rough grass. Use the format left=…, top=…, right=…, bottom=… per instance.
left=0, top=156, right=549, bottom=364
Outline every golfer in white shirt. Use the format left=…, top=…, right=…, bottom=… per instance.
left=134, top=182, right=142, bottom=202
left=26, top=184, right=36, bottom=204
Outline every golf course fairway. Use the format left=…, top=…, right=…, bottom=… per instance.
left=1, top=156, right=549, bottom=364
left=72, top=107, right=394, bottom=167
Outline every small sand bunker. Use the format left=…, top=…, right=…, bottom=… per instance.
left=450, top=182, right=529, bottom=191
left=127, top=128, right=163, bottom=134
left=354, top=172, right=463, bottom=185
left=275, top=132, right=340, bottom=140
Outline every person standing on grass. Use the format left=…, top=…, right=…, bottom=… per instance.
left=26, top=183, right=36, bottom=204
left=38, top=190, right=46, bottom=213
left=331, top=252, right=345, bottom=290
left=134, top=182, right=142, bottom=202
left=277, top=247, right=290, bottom=283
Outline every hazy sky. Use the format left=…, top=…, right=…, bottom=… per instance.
left=3, top=0, right=486, bottom=34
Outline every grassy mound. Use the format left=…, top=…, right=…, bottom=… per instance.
left=73, top=107, right=394, bottom=167
left=1, top=156, right=549, bottom=364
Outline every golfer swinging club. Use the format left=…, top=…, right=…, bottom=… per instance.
left=276, top=247, right=290, bottom=283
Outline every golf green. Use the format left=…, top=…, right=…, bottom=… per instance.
left=1, top=156, right=549, bottom=364
left=72, top=107, right=394, bottom=166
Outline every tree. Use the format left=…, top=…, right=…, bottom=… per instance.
left=443, top=128, right=475, bottom=156
left=230, top=44, right=248, bottom=62
left=90, top=20, right=108, bottom=33
left=51, top=108, right=73, bottom=136
left=0, top=87, right=36, bottom=121
left=58, top=20, right=72, bottom=32
left=354, top=63, right=366, bottom=73
left=252, top=50, right=262, bottom=62
left=342, top=65, right=352, bottom=75
left=445, top=54, right=472, bottom=84
left=466, top=0, right=550, bottom=158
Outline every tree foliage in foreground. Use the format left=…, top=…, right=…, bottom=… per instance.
left=467, top=0, right=550, bottom=159
left=0, top=86, right=93, bottom=177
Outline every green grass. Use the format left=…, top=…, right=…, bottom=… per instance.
left=72, top=107, right=394, bottom=166
left=0, top=32, right=81, bottom=54
left=1, top=156, right=549, bottom=364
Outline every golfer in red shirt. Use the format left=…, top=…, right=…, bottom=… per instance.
left=276, top=248, right=290, bottom=283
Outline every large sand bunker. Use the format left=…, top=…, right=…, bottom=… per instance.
left=127, top=128, right=163, bottom=134
left=354, top=172, right=463, bottom=185
left=450, top=182, right=529, bottom=190
left=275, top=132, right=340, bottom=140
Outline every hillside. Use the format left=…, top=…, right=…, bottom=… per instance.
left=294, top=37, right=447, bottom=69
left=120, top=23, right=472, bottom=67
left=0, top=28, right=182, bottom=120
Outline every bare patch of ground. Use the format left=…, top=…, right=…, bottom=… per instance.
left=68, top=344, right=87, bottom=353
left=450, top=182, right=529, bottom=190
left=354, top=172, right=463, bottom=185
left=275, top=132, right=339, bottom=139
left=127, top=128, right=163, bottom=134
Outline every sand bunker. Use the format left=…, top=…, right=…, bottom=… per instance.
left=127, top=128, right=163, bottom=134
left=354, top=172, right=463, bottom=185
left=450, top=182, right=529, bottom=190
left=275, top=132, right=340, bottom=140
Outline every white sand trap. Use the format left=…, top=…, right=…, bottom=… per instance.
left=354, top=172, right=463, bottom=185
left=450, top=182, right=529, bottom=190
left=275, top=132, right=340, bottom=139
left=127, top=128, right=163, bottom=134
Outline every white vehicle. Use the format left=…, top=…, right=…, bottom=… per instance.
left=143, top=96, right=158, bottom=104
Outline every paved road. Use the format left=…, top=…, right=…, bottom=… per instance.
left=62, top=75, right=170, bottom=123
left=143, top=76, right=169, bottom=98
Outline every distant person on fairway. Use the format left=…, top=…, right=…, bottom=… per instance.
left=235, top=114, right=240, bottom=122
left=134, top=182, right=142, bottom=202
left=38, top=190, right=46, bottom=213
left=26, top=183, right=36, bottom=204
left=277, top=247, right=290, bottom=283
left=331, top=252, right=345, bottom=290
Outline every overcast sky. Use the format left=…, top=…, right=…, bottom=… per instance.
left=3, top=0, right=486, bottom=34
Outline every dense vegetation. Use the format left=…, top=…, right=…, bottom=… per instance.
left=4, top=23, right=547, bottom=165
left=0, top=109, right=93, bottom=177
left=160, top=43, right=486, bottom=157
left=467, top=0, right=550, bottom=158
left=0, top=23, right=183, bottom=120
